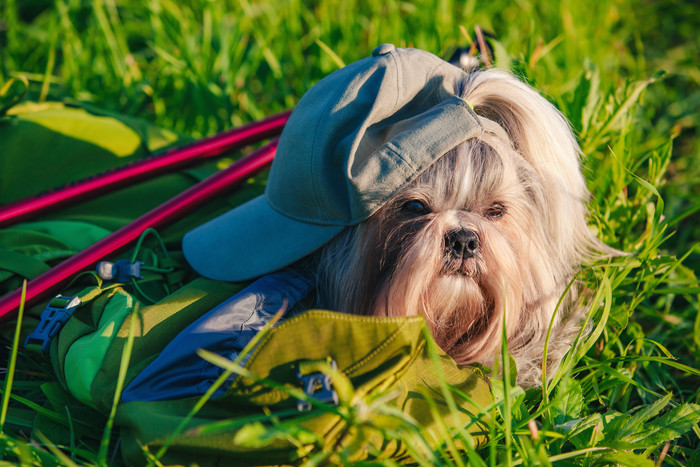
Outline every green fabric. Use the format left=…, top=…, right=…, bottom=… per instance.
left=0, top=248, right=51, bottom=278
left=0, top=100, right=263, bottom=236
left=0, top=98, right=264, bottom=354
left=49, top=278, right=240, bottom=411
left=16, top=221, right=112, bottom=251
left=0, top=101, right=265, bottom=314
left=115, top=310, right=492, bottom=465
left=0, top=221, right=112, bottom=284
left=0, top=101, right=179, bottom=204
left=49, top=275, right=491, bottom=465
left=0, top=229, right=74, bottom=260
left=50, top=283, right=120, bottom=389
left=89, top=278, right=243, bottom=412
left=1, top=100, right=494, bottom=465
left=63, top=288, right=136, bottom=407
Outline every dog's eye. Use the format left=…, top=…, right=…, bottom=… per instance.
left=484, top=203, right=505, bottom=219
left=402, top=200, right=430, bottom=215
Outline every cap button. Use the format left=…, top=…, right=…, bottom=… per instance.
left=372, top=43, right=396, bottom=57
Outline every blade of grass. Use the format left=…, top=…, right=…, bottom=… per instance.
left=97, top=303, right=139, bottom=463
left=550, top=271, right=613, bottom=391
left=33, top=429, right=80, bottom=467
left=0, top=279, right=26, bottom=432
left=418, top=389, right=460, bottom=467
left=153, top=303, right=287, bottom=461
left=512, top=446, right=609, bottom=465
left=314, top=39, right=346, bottom=69
left=500, top=293, right=513, bottom=467
left=541, top=271, right=581, bottom=407
left=421, top=327, right=488, bottom=466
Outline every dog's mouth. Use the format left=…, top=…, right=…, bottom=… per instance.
left=439, top=256, right=482, bottom=278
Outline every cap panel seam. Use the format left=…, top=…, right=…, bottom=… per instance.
left=383, top=144, right=419, bottom=175
left=308, top=65, right=366, bottom=220
left=387, top=49, right=401, bottom=115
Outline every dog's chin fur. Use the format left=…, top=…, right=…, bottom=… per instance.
left=302, top=68, right=613, bottom=388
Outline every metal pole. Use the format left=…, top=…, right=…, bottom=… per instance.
left=0, top=140, right=278, bottom=322
left=0, top=111, right=289, bottom=227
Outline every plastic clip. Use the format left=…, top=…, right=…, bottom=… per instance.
left=96, top=259, right=143, bottom=283
left=24, top=295, right=82, bottom=354
left=297, top=358, right=339, bottom=411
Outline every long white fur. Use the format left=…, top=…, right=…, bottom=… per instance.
left=309, top=68, right=608, bottom=387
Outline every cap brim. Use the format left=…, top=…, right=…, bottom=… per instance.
left=182, top=195, right=345, bottom=282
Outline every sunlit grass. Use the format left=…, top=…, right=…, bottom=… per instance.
left=0, top=0, right=698, bottom=464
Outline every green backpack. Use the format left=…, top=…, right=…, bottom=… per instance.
left=2, top=101, right=492, bottom=465
left=37, top=276, right=491, bottom=465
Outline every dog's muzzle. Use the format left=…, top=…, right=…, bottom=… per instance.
left=446, top=229, right=480, bottom=260
left=442, top=229, right=481, bottom=277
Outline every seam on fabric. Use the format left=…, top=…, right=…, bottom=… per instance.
left=344, top=320, right=415, bottom=376
left=230, top=311, right=425, bottom=394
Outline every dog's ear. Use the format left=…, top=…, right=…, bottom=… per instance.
left=457, top=70, right=603, bottom=265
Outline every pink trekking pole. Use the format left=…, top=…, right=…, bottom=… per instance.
left=0, top=139, right=278, bottom=322
left=0, top=111, right=290, bottom=228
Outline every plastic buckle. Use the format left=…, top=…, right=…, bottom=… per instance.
left=96, top=259, right=143, bottom=283
left=297, top=359, right=339, bottom=411
left=24, top=295, right=82, bottom=354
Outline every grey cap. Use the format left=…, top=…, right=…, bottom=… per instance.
left=183, top=44, right=489, bottom=282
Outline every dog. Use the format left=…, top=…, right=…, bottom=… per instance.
left=310, top=68, right=608, bottom=387
left=183, top=45, right=610, bottom=388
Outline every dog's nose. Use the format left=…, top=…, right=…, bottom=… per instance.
left=446, top=229, right=480, bottom=259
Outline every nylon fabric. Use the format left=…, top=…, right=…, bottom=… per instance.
left=52, top=286, right=126, bottom=389
left=1, top=101, right=179, bottom=204
left=115, top=310, right=492, bottom=466
left=16, top=221, right=113, bottom=251
left=122, top=269, right=313, bottom=402
left=0, top=221, right=113, bottom=283
left=88, top=278, right=242, bottom=412
left=0, top=248, right=51, bottom=278
left=0, top=101, right=261, bottom=245
left=0, top=229, right=74, bottom=257
left=63, top=288, right=135, bottom=407
left=0, top=101, right=265, bottom=322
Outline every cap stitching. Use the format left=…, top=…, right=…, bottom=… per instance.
left=308, top=64, right=367, bottom=221
left=388, top=48, right=401, bottom=114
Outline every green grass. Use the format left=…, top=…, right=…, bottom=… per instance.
left=1, top=0, right=699, bottom=465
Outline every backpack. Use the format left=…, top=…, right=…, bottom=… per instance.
left=36, top=274, right=491, bottom=465
left=3, top=100, right=492, bottom=465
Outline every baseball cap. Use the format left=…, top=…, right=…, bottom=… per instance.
left=183, top=44, right=491, bottom=282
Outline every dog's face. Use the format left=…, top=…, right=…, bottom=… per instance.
left=321, top=135, right=555, bottom=365
left=311, top=69, right=607, bottom=387
left=360, top=136, right=544, bottom=362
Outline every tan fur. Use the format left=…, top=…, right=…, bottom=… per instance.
left=310, top=68, right=611, bottom=387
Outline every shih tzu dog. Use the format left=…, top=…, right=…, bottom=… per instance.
left=180, top=44, right=609, bottom=389
left=312, top=69, right=601, bottom=386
